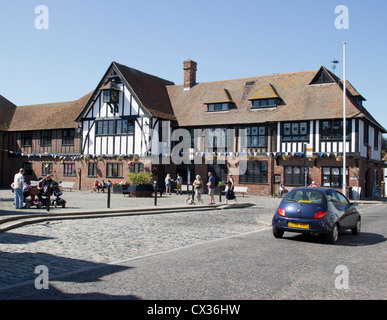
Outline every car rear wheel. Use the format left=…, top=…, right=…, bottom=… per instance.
left=273, top=227, right=284, bottom=238
left=325, top=223, right=339, bottom=244
left=351, top=219, right=361, bottom=235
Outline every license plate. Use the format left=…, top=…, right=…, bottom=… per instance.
left=288, top=222, right=309, bottom=229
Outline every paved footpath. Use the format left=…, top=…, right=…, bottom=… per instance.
left=0, top=189, right=281, bottom=292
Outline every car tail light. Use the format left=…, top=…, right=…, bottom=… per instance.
left=314, top=211, right=327, bottom=219
left=278, top=208, right=285, bottom=217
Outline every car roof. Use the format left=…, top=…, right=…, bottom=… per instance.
left=289, top=187, right=336, bottom=194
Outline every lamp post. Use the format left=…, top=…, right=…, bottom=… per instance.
left=342, top=42, right=347, bottom=197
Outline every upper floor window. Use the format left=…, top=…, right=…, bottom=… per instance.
left=21, top=131, right=32, bottom=147
left=207, top=103, right=230, bottom=112
left=96, top=119, right=134, bottom=136
left=321, top=120, right=350, bottom=140
left=374, top=129, right=379, bottom=149
left=62, top=129, right=75, bottom=146
left=364, top=123, right=369, bottom=145
left=205, top=127, right=227, bottom=151
left=282, top=122, right=308, bottom=141
left=251, top=99, right=277, bottom=109
left=40, top=130, right=52, bottom=147
left=103, top=90, right=111, bottom=103
left=245, top=126, right=266, bottom=148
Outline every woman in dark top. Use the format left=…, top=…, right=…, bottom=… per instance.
left=225, top=174, right=238, bottom=205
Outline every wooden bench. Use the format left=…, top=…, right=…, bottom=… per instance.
left=233, top=186, right=248, bottom=197
left=59, top=181, right=75, bottom=192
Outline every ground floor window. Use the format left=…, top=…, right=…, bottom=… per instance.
left=134, top=162, right=144, bottom=173
left=88, top=162, right=97, bottom=177
left=23, top=163, right=33, bottom=176
left=322, top=167, right=349, bottom=187
left=42, top=163, right=53, bottom=175
left=64, top=163, right=76, bottom=176
left=106, top=163, right=123, bottom=178
left=239, top=161, right=268, bottom=184
left=284, top=166, right=306, bottom=186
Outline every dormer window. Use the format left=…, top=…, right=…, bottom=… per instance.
left=248, top=84, right=280, bottom=109
left=205, top=89, right=233, bottom=113
left=207, top=103, right=230, bottom=112
left=251, top=98, right=277, bottom=109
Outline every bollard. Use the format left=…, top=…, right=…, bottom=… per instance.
left=107, top=184, right=111, bottom=208
left=219, top=187, right=222, bottom=203
left=154, top=181, right=157, bottom=206
left=46, top=188, right=50, bottom=212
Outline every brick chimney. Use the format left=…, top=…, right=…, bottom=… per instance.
left=183, top=59, right=197, bottom=90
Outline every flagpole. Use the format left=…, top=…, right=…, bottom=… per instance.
left=343, top=42, right=347, bottom=196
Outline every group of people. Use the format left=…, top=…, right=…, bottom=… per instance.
left=165, top=171, right=238, bottom=205
left=91, top=179, right=112, bottom=193
left=12, top=168, right=54, bottom=209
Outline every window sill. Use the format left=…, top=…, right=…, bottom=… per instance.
left=205, top=111, right=230, bottom=114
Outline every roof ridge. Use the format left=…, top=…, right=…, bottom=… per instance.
left=113, top=61, right=175, bottom=85
left=170, top=69, right=319, bottom=87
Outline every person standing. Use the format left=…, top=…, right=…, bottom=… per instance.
left=193, top=175, right=204, bottom=204
left=278, top=184, right=285, bottom=198
left=175, top=173, right=183, bottom=195
left=165, top=174, right=172, bottom=195
left=225, top=174, right=238, bottom=205
left=13, top=168, right=25, bottom=209
left=208, top=171, right=216, bottom=204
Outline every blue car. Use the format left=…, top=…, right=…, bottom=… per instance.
left=272, top=187, right=361, bottom=244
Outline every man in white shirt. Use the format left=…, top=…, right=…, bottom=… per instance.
left=13, top=168, right=25, bottom=209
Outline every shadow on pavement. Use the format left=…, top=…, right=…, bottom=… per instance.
left=0, top=251, right=138, bottom=300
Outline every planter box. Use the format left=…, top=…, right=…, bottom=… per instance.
left=112, top=185, right=129, bottom=194
left=127, top=184, right=154, bottom=197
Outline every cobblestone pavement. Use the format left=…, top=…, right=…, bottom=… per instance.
left=0, top=189, right=281, bottom=291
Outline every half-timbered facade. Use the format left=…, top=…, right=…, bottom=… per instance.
left=0, top=60, right=385, bottom=199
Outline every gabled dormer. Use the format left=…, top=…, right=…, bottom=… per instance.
left=309, top=66, right=336, bottom=85
left=205, top=88, right=234, bottom=112
left=248, top=84, right=280, bottom=109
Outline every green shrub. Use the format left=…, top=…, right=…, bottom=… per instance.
left=127, top=172, right=153, bottom=185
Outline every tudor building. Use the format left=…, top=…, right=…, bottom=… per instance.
left=0, top=60, right=385, bottom=199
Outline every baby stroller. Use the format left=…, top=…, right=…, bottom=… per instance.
left=51, top=184, right=66, bottom=208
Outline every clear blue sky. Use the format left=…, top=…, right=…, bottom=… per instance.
left=1, top=0, right=386, bottom=129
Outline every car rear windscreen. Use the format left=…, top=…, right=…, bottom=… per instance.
left=283, top=189, right=326, bottom=205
